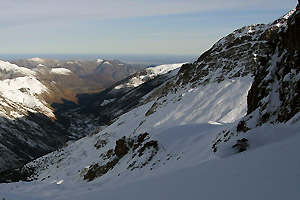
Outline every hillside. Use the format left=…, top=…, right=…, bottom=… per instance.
left=0, top=4, right=299, bottom=200
left=0, top=60, right=71, bottom=172
left=0, top=58, right=185, bottom=171
left=52, top=63, right=184, bottom=139
left=12, top=58, right=143, bottom=94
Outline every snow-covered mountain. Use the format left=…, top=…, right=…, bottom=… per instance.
left=1, top=4, right=300, bottom=200
left=0, top=60, right=72, bottom=172
left=0, top=60, right=59, bottom=119
left=76, top=63, right=184, bottom=118
left=53, top=63, right=184, bottom=139
left=12, top=58, right=143, bottom=94
left=0, top=57, right=178, bottom=171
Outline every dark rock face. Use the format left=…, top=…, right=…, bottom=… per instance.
left=115, top=137, right=130, bottom=158
left=247, top=7, right=300, bottom=124
left=0, top=112, right=70, bottom=173
left=276, top=8, right=300, bottom=122
left=213, top=7, right=300, bottom=152
left=175, top=24, right=270, bottom=88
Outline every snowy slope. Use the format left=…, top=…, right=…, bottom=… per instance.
left=0, top=60, right=35, bottom=78
left=0, top=54, right=254, bottom=188
left=24, top=74, right=251, bottom=183
left=1, top=5, right=300, bottom=200
left=0, top=76, right=54, bottom=119
left=65, top=125, right=300, bottom=200
left=0, top=61, right=72, bottom=171
left=1, top=117, right=299, bottom=200
left=0, top=60, right=58, bottom=119
left=74, top=63, right=186, bottom=130
left=114, top=63, right=184, bottom=89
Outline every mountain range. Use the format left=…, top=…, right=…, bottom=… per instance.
left=0, top=58, right=143, bottom=172
left=0, top=4, right=299, bottom=200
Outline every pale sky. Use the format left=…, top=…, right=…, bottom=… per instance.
left=0, top=0, right=297, bottom=56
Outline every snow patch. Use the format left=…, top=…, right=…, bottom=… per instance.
left=28, top=57, right=45, bottom=63
left=104, top=61, right=112, bottom=65
left=50, top=68, right=72, bottom=75
left=100, top=99, right=115, bottom=106
left=97, top=59, right=103, bottom=63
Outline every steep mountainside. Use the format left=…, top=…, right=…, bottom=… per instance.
left=212, top=7, right=300, bottom=153
left=77, top=63, right=184, bottom=119
left=0, top=61, right=71, bottom=172
left=1, top=5, right=299, bottom=200
left=0, top=60, right=179, bottom=171
left=54, top=63, right=184, bottom=138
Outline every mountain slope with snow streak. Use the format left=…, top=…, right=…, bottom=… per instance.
left=0, top=76, right=54, bottom=118
left=74, top=63, right=185, bottom=129
left=212, top=6, right=300, bottom=153
left=26, top=74, right=252, bottom=183
left=0, top=60, right=35, bottom=78
left=1, top=5, right=300, bottom=200
left=114, top=63, right=184, bottom=89
left=0, top=61, right=72, bottom=172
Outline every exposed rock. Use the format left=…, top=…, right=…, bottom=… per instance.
left=83, top=133, right=158, bottom=182
left=115, top=137, right=130, bottom=158
left=213, top=7, right=300, bottom=152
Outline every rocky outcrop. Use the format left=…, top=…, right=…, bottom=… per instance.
left=83, top=133, right=158, bottom=182
left=213, top=7, right=300, bottom=152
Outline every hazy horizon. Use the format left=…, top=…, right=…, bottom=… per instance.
left=0, top=53, right=198, bottom=65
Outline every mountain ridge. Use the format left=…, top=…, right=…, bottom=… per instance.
left=0, top=5, right=299, bottom=200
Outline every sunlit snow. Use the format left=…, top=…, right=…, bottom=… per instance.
left=50, top=68, right=72, bottom=75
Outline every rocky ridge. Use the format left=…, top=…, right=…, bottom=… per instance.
left=212, top=7, right=300, bottom=152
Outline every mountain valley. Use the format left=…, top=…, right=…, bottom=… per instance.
left=0, top=4, right=299, bottom=200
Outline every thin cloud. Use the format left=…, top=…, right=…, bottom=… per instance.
left=0, top=0, right=296, bottom=27
left=0, top=0, right=297, bottom=55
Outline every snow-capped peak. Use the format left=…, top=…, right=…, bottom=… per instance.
left=0, top=60, right=36, bottom=76
left=146, top=63, right=185, bottom=76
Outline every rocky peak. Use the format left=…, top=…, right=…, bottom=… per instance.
left=213, top=7, right=300, bottom=152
